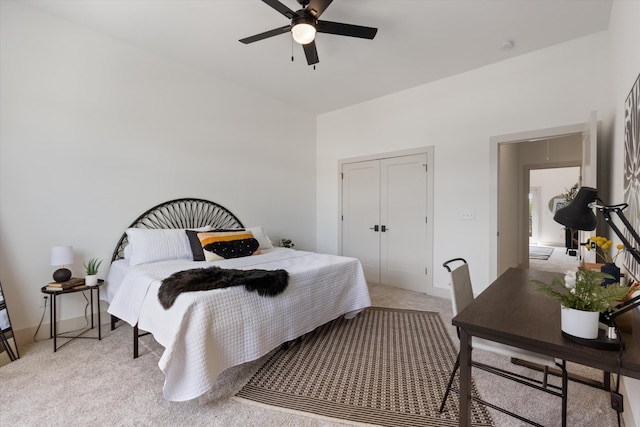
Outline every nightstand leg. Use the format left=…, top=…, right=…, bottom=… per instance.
left=48, top=295, right=53, bottom=338
left=90, top=289, right=94, bottom=329
left=97, top=287, right=101, bottom=340
left=52, top=294, right=57, bottom=352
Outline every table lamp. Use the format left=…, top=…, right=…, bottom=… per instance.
left=553, top=186, right=640, bottom=350
left=51, top=245, right=73, bottom=283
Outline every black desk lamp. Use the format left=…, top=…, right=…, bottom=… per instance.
left=554, top=186, right=640, bottom=350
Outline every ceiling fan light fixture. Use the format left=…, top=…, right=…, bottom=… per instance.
left=291, top=17, right=316, bottom=45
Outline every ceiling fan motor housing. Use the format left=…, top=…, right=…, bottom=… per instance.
left=291, top=14, right=316, bottom=28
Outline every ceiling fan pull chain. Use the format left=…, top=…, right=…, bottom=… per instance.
left=291, top=37, right=294, bottom=62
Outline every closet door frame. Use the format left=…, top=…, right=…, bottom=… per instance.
left=338, top=146, right=440, bottom=297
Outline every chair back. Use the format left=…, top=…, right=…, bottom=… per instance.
left=442, top=258, right=474, bottom=316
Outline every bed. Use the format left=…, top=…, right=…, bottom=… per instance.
left=104, top=198, right=371, bottom=401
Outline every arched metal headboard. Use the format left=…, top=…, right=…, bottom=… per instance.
left=111, top=198, right=244, bottom=262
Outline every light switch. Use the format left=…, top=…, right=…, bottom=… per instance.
left=460, top=210, right=476, bottom=220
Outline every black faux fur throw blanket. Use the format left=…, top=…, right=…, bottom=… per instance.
left=158, top=266, right=289, bottom=309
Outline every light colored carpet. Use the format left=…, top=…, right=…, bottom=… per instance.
left=0, top=283, right=618, bottom=426
left=529, top=244, right=580, bottom=274
left=236, top=307, right=493, bottom=426
left=530, top=245, right=554, bottom=260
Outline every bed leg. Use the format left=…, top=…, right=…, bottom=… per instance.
left=280, top=336, right=304, bottom=350
left=133, top=324, right=139, bottom=359
left=110, top=315, right=119, bottom=331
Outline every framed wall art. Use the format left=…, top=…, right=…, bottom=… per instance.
left=623, top=73, right=640, bottom=281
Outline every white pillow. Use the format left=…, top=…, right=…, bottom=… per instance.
left=123, top=243, right=132, bottom=260
left=246, top=226, right=274, bottom=250
left=126, top=226, right=212, bottom=266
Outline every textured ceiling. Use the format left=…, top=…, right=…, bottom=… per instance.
left=21, top=0, right=612, bottom=114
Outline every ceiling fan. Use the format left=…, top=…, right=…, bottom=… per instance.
left=239, top=0, right=378, bottom=66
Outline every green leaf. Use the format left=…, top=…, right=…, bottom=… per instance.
left=533, top=264, right=631, bottom=312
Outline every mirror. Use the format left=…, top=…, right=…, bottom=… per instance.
left=0, top=280, right=19, bottom=366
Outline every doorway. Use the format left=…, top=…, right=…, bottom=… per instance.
left=490, top=113, right=598, bottom=277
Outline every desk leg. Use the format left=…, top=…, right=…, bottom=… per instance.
left=459, top=328, right=472, bottom=427
left=561, top=359, right=568, bottom=427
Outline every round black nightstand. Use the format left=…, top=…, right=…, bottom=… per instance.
left=40, top=278, right=104, bottom=352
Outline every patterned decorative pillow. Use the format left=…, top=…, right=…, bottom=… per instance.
left=186, top=230, right=261, bottom=261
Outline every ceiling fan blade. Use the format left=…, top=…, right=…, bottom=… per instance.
left=316, top=20, right=378, bottom=39
left=307, top=0, right=333, bottom=19
left=302, top=41, right=319, bottom=65
left=262, top=0, right=297, bottom=19
left=239, top=25, right=291, bottom=44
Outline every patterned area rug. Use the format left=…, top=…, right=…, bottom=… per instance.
left=530, top=245, right=554, bottom=260
left=236, top=307, right=493, bottom=426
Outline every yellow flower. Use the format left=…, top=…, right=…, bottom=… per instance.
left=587, top=236, right=625, bottom=264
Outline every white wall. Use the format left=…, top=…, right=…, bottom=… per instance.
left=607, top=1, right=640, bottom=425
left=317, top=32, right=612, bottom=294
left=0, top=1, right=316, bottom=336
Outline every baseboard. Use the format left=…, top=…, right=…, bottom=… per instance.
left=12, top=308, right=111, bottom=347
left=429, top=286, right=450, bottom=299
left=533, top=242, right=564, bottom=248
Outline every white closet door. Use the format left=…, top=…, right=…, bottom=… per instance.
left=380, top=153, right=428, bottom=292
left=342, top=153, right=429, bottom=291
left=342, top=160, right=381, bottom=283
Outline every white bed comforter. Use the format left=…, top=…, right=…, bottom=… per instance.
left=106, top=248, right=371, bottom=401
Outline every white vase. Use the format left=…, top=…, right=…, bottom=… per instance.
left=561, top=306, right=599, bottom=339
left=85, top=274, right=98, bottom=287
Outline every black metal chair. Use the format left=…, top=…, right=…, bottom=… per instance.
left=439, top=258, right=567, bottom=426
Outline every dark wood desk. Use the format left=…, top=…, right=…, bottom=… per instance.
left=452, top=268, right=640, bottom=426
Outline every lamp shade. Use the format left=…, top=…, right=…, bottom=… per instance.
left=51, top=245, right=73, bottom=266
left=553, top=187, right=598, bottom=231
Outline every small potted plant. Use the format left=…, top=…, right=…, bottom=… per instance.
left=533, top=264, right=630, bottom=339
left=281, top=239, right=294, bottom=249
left=83, top=258, right=102, bottom=287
